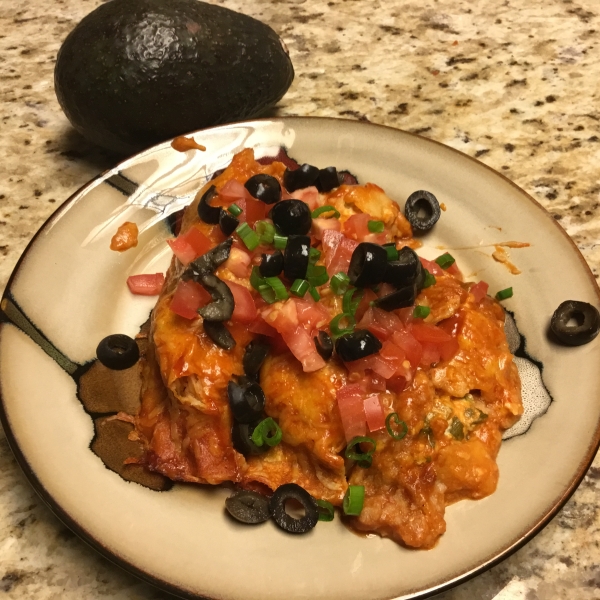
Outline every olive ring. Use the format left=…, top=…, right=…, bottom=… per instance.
left=96, top=334, right=140, bottom=370
left=268, top=483, right=319, bottom=534
left=550, top=300, right=600, bottom=346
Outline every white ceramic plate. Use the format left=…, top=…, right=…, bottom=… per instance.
left=1, top=118, right=599, bottom=600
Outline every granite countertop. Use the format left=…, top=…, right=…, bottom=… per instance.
left=1, top=0, right=599, bottom=598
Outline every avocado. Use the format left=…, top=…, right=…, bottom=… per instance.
left=54, top=0, right=294, bottom=154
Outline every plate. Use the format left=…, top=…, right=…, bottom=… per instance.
left=1, top=118, right=599, bottom=600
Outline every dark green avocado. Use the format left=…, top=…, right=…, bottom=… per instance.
left=54, top=0, right=294, bottom=154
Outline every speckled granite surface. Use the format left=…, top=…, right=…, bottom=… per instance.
left=1, top=0, right=599, bottom=598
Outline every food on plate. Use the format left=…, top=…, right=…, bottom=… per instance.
left=110, top=221, right=138, bottom=251
left=96, top=334, right=140, bottom=371
left=127, top=148, right=523, bottom=549
left=54, top=0, right=294, bottom=154
left=550, top=300, right=600, bottom=346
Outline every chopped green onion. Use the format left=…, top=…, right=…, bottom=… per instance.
left=307, top=264, right=329, bottom=287
left=342, top=287, right=364, bottom=316
left=308, top=285, right=321, bottom=302
left=448, top=416, right=464, bottom=441
left=227, top=203, right=243, bottom=217
left=368, top=220, right=385, bottom=233
left=316, top=499, right=335, bottom=522
left=309, top=247, right=321, bottom=264
left=311, top=205, right=340, bottom=219
left=330, top=312, right=356, bottom=337
left=290, top=279, right=310, bottom=298
left=251, top=417, right=282, bottom=447
left=257, top=284, right=276, bottom=304
left=385, top=413, right=408, bottom=441
left=255, top=220, right=275, bottom=244
left=250, top=266, right=265, bottom=291
left=422, top=269, right=436, bottom=289
left=384, top=244, right=399, bottom=261
left=413, top=305, right=431, bottom=319
left=273, top=233, right=288, bottom=249
left=343, top=485, right=365, bottom=516
left=264, top=276, right=289, bottom=301
left=236, top=222, right=260, bottom=251
left=344, top=436, right=376, bottom=468
left=496, top=287, right=513, bottom=301
left=472, top=410, right=489, bottom=425
left=330, top=272, right=350, bottom=295
left=435, top=252, right=455, bottom=269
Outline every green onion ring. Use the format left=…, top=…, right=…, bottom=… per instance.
left=343, top=485, right=365, bottom=516
left=311, top=205, right=341, bottom=219
left=385, top=413, right=408, bottom=441
left=316, top=499, right=335, bottom=522
left=250, top=417, right=282, bottom=447
left=330, top=312, right=356, bottom=337
left=342, top=287, right=364, bottom=316
left=344, top=436, right=376, bottom=468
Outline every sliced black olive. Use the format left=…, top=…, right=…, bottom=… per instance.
left=316, top=167, right=340, bottom=193
left=335, top=329, right=383, bottom=362
left=374, top=285, right=417, bottom=311
left=550, top=300, right=600, bottom=346
left=383, top=247, right=420, bottom=288
left=184, top=238, right=233, bottom=278
left=232, top=421, right=268, bottom=456
left=198, top=273, right=234, bottom=322
left=228, top=381, right=266, bottom=423
left=414, top=260, right=425, bottom=292
left=203, top=320, right=236, bottom=350
left=270, top=200, right=312, bottom=236
left=197, top=185, right=221, bottom=225
left=219, top=210, right=239, bottom=236
left=268, top=483, right=319, bottom=534
left=244, top=174, right=281, bottom=205
left=259, top=251, right=284, bottom=278
left=314, top=331, right=334, bottom=361
left=283, top=235, right=311, bottom=281
left=283, top=164, right=320, bottom=192
left=404, top=190, right=441, bottom=233
left=225, top=490, right=270, bottom=524
left=243, top=339, right=270, bottom=378
left=348, top=243, right=388, bottom=287
left=96, top=334, right=139, bottom=370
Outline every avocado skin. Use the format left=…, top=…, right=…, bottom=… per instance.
left=55, top=0, right=294, bottom=154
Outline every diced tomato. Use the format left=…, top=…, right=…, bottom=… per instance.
left=470, top=280, right=489, bottom=303
left=243, top=196, right=267, bottom=227
left=391, top=329, right=422, bottom=369
left=420, top=342, right=442, bottom=366
left=419, top=257, right=444, bottom=277
left=219, top=179, right=249, bottom=203
left=225, top=246, right=252, bottom=278
left=446, top=261, right=462, bottom=278
left=343, top=213, right=371, bottom=241
left=323, top=231, right=358, bottom=277
left=363, top=232, right=388, bottom=245
left=226, top=281, right=257, bottom=323
left=127, top=273, right=165, bottom=296
left=248, top=315, right=278, bottom=337
left=354, top=289, right=378, bottom=322
left=312, top=217, right=341, bottom=241
left=288, top=186, right=320, bottom=210
left=439, top=338, right=459, bottom=362
left=363, top=395, right=386, bottom=432
left=408, top=321, right=453, bottom=344
left=358, top=307, right=390, bottom=341
left=294, top=298, right=330, bottom=329
left=336, top=384, right=367, bottom=442
left=281, top=325, right=326, bottom=372
left=438, top=313, right=461, bottom=337
left=167, top=236, right=196, bottom=265
left=167, top=227, right=212, bottom=266
left=364, top=373, right=386, bottom=392
left=387, top=375, right=408, bottom=393
left=170, top=279, right=210, bottom=319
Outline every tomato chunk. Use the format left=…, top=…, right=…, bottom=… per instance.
left=364, top=395, right=386, bottom=432
left=226, top=281, right=257, bottom=324
left=336, top=384, right=367, bottom=442
left=170, top=280, right=210, bottom=319
left=470, top=280, right=489, bottom=302
left=127, top=273, right=165, bottom=296
left=168, top=227, right=212, bottom=265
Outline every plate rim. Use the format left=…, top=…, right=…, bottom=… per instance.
left=1, top=116, right=599, bottom=600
